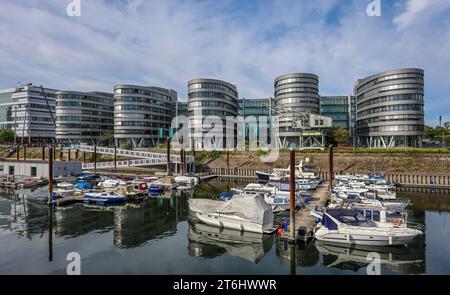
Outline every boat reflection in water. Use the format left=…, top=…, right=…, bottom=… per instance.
left=275, top=238, right=320, bottom=268
left=188, top=221, right=274, bottom=264
left=315, top=241, right=425, bottom=274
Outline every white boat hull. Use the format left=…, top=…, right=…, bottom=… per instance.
left=314, top=227, right=421, bottom=246
left=193, top=211, right=273, bottom=234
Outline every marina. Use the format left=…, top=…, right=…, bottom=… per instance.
left=0, top=178, right=448, bottom=275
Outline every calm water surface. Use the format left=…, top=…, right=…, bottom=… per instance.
left=0, top=179, right=449, bottom=275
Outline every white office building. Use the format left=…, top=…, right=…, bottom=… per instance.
left=0, top=84, right=57, bottom=144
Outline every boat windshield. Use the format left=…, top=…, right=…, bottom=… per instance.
left=328, top=209, right=377, bottom=227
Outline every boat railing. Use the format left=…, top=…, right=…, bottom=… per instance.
left=406, top=221, right=426, bottom=232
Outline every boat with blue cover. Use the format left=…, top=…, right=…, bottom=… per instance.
left=313, top=208, right=423, bottom=246
left=74, top=181, right=94, bottom=191
left=84, top=192, right=128, bottom=205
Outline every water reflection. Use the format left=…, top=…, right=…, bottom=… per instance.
left=112, top=195, right=188, bottom=248
left=0, top=192, right=48, bottom=238
left=276, top=239, right=320, bottom=267
left=315, top=241, right=425, bottom=274
left=0, top=180, right=448, bottom=274
left=188, top=221, right=274, bottom=263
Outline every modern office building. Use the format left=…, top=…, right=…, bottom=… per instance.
left=320, top=96, right=354, bottom=129
left=274, top=73, right=329, bottom=148
left=355, top=68, right=425, bottom=148
left=237, top=98, right=273, bottom=142
left=188, top=79, right=238, bottom=149
left=237, top=98, right=273, bottom=119
left=176, top=101, right=188, bottom=117
left=55, top=91, right=114, bottom=145
left=0, top=84, right=57, bottom=144
left=114, top=85, right=177, bottom=148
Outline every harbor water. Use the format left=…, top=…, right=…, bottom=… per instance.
left=0, top=179, right=449, bottom=275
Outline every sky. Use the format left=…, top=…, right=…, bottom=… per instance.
left=0, top=0, right=449, bottom=125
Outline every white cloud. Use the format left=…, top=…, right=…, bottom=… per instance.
left=393, top=0, right=450, bottom=31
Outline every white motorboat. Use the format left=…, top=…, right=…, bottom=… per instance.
left=366, top=187, right=397, bottom=200
left=189, top=194, right=276, bottom=234
left=174, top=176, right=199, bottom=189
left=54, top=182, right=75, bottom=197
left=98, top=179, right=127, bottom=188
left=331, top=192, right=409, bottom=212
left=313, top=209, right=423, bottom=246
left=256, top=158, right=320, bottom=183
left=56, top=182, right=74, bottom=189
left=238, top=183, right=300, bottom=212
left=297, top=178, right=319, bottom=190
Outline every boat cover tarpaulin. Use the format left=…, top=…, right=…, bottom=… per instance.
left=189, top=195, right=274, bottom=226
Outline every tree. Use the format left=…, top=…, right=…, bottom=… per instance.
left=100, top=132, right=114, bottom=147
left=121, top=142, right=132, bottom=150
left=0, top=128, right=14, bottom=143
left=331, top=127, right=349, bottom=147
left=424, top=125, right=450, bottom=141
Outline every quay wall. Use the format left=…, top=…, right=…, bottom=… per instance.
left=201, top=167, right=450, bottom=188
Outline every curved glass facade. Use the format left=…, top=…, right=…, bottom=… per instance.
left=274, top=73, right=320, bottom=147
left=355, top=68, right=424, bottom=148
left=114, top=85, right=177, bottom=148
left=55, top=91, right=114, bottom=145
left=187, top=79, right=238, bottom=148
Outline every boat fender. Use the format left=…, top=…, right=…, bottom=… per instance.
left=219, top=221, right=224, bottom=229
left=393, top=219, right=402, bottom=227
left=240, top=224, right=244, bottom=232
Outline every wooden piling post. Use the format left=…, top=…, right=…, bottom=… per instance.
left=16, top=145, right=20, bottom=160
left=83, top=151, right=86, bottom=163
left=48, top=147, right=53, bottom=205
left=226, top=150, right=230, bottom=169
left=68, top=149, right=71, bottom=162
left=328, top=145, right=334, bottom=191
left=166, top=137, right=171, bottom=176
left=75, top=149, right=79, bottom=161
left=42, top=146, right=45, bottom=160
left=289, top=148, right=296, bottom=241
left=23, top=145, right=26, bottom=161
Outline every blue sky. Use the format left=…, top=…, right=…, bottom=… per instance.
left=0, top=0, right=449, bottom=125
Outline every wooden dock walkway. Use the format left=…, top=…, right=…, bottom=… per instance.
left=281, top=182, right=330, bottom=241
left=52, top=194, right=85, bottom=207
